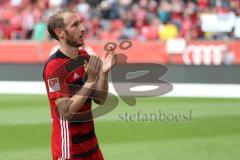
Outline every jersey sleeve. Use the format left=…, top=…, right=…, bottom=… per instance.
left=43, top=60, right=70, bottom=100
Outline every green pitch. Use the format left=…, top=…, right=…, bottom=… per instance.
left=0, top=94, right=240, bottom=160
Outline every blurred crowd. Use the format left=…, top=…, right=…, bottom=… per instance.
left=0, top=0, right=239, bottom=41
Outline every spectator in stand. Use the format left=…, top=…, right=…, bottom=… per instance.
left=158, top=21, right=179, bottom=41
left=158, top=0, right=171, bottom=24
left=32, top=16, right=47, bottom=41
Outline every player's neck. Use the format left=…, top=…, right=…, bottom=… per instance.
left=59, top=44, right=79, bottom=59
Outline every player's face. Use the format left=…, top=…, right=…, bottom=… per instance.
left=63, top=13, right=85, bottom=47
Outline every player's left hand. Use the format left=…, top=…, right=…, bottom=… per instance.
left=102, top=47, right=117, bottom=74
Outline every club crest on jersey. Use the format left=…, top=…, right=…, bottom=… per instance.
left=48, top=78, right=60, bottom=92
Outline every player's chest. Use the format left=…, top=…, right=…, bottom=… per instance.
left=64, top=57, right=88, bottom=86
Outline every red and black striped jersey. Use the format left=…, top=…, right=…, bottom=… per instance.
left=43, top=49, right=103, bottom=160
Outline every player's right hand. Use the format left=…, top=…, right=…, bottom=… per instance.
left=84, top=55, right=102, bottom=84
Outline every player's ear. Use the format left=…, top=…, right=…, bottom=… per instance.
left=55, top=28, right=64, bottom=39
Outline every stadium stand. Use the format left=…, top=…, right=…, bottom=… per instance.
left=0, top=0, right=239, bottom=41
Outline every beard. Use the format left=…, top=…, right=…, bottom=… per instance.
left=64, top=30, right=84, bottom=48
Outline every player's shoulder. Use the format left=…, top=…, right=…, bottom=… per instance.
left=43, top=50, right=68, bottom=77
left=79, top=49, right=90, bottom=58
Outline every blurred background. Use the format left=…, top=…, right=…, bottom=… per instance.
left=0, top=0, right=240, bottom=160
left=0, top=0, right=240, bottom=41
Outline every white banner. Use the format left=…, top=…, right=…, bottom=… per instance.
left=200, top=12, right=236, bottom=32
